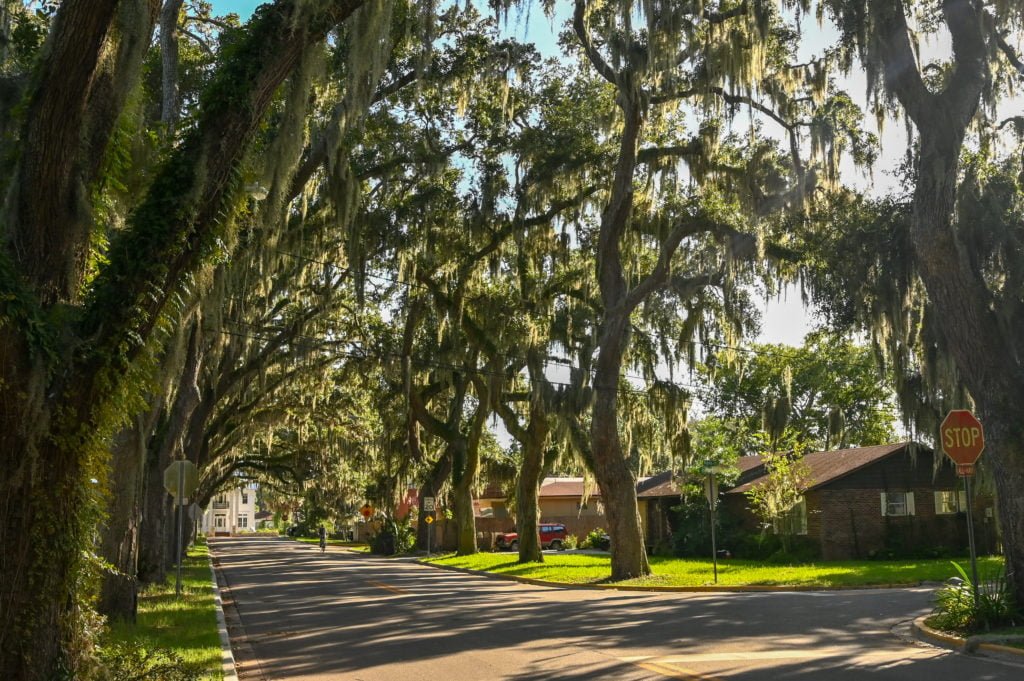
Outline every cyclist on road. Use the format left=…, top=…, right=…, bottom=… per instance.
left=318, top=525, right=327, bottom=553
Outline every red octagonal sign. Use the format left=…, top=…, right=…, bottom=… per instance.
left=940, top=410, right=985, bottom=465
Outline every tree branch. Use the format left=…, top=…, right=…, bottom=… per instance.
left=867, top=0, right=933, bottom=125
left=573, top=0, right=618, bottom=86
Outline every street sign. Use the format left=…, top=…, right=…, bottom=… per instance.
left=424, top=515, right=434, bottom=525
left=940, top=410, right=985, bottom=469
left=163, top=460, right=198, bottom=499
left=188, top=503, right=201, bottom=520
left=360, top=504, right=374, bottom=519
left=939, top=409, right=985, bottom=608
left=703, top=476, right=718, bottom=506
left=423, top=496, right=436, bottom=512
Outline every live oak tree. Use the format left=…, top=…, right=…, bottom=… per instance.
left=803, top=0, right=1024, bottom=603
left=560, top=0, right=860, bottom=580
left=0, top=2, right=379, bottom=677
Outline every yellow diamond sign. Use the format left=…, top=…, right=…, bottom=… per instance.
left=424, top=515, right=434, bottom=524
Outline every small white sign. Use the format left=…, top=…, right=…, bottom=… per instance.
left=423, top=497, right=436, bottom=512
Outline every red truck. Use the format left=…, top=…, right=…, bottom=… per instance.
left=494, top=523, right=568, bottom=551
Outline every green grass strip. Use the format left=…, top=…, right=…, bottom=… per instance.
left=425, top=552, right=1006, bottom=588
left=105, top=539, right=223, bottom=679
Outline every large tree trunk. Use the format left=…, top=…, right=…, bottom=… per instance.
left=591, top=313, right=650, bottom=580
left=452, top=439, right=478, bottom=555
left=97, top=422, right=147, bottom=622
left=983, top=416, right=1024, bottom=601
left=137, top=423, right=171, bottom=585
left=514, top=393, right=550, bottom=564
left=454, top=379, right=489, bottom=556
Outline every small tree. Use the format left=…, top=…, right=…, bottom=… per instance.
left=745, top=435, right=811, bottom=551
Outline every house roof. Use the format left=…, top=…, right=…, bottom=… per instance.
left=539, top=477, right=600, bottom=498
left=726, top=442, right=913, bottom=494
left=637, top=471, right=677, bottom=498
left=636, top=457, right=768, bottom=498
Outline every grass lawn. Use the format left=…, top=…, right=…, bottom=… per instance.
left=105, top=539, right=223, bottom=679
left=425, top=552, right=1006, bottom=589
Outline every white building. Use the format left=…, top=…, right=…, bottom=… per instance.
left=201, top=483, right=257, bottom=535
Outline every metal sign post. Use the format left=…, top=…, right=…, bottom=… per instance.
left=703, top=461, right=721, bottom=584
left=163, top=460, right=199, bottom=599
left=707, top=473, right=718, bottom=584
left=423, top=497, right=436, bottom=557
left=424, top=514, right=434, bottom=556
left=940, top=410, right=985, bottom=610
left=962, top=466, right=981, bottom=608
left=175, top=473, right=184, bottom=598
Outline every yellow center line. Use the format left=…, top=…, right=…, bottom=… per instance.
left=366, top=579, right=407, bottom=594
left=632, top=659, right=723, bottom=681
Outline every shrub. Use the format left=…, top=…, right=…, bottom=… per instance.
left=563, top=534, right=578, bottom=550
left=581, top=528, right=610, bottom=551
left=669, top=500, right=742, bottom=558
left=931, top=561, right=1020, bottom=633
left=369, top=517, right=416, bottom=555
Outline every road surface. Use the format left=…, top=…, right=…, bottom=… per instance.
left=211, top=536, right=1024, bottom=680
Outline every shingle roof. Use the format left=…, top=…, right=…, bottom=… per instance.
left=726, top=442, right=912, bottom=494
left=539, top=477, right=597, bottom=498
left=636, top=471, right=679, bottom=498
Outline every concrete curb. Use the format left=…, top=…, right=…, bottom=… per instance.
left=912, top=615, right=1024, bottom=658
left=416, top=559, right=925, bottom=593
left=209, top=555, right=239, bottom=681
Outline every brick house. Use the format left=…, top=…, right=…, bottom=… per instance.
left=640, top=443, right=998, bottom=560
left=724, top=442, right=998, bottom=559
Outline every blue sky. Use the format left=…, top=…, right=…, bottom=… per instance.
left=211, top=1, right=259, bottom=19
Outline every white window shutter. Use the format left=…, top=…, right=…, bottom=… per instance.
left=907, top=492, right=916, bottom=516
left=880, top=493, right=887, bottom=516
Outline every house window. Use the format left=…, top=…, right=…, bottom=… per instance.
left=215, top=516, right=226, bottom=528
left=241, top=492, right=249, bottom=504
left=238, top=516, right=248, bottom=528
left=773, top=497, right=808, bottom=535
left=881, top=492, right=915, bottom=516
left=934, top=490, right=967, bottom=515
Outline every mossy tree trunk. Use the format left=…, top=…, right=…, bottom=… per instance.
left=0, top=3, right=366, bottom=677
left=493, top=355, right=552, bottom=564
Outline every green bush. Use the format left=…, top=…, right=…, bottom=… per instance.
left=669, top=501, right=742, bottom=557
left=931, top=562, right=1020, bottom=633
left=580, top=528, right=610, bottom=551
left=369, top=517, right=416, bottom=555
left=563, top=534, right=578, bottom=550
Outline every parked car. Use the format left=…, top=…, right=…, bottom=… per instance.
left=494, top=523, right=568, bottom=551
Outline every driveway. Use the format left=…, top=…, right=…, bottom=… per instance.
left=212, top=536, right=1024, bottom=680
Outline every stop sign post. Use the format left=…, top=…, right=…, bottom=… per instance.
left=163, top=460, right=199, bottom=598
left=939, top=409, right=984, bottom=608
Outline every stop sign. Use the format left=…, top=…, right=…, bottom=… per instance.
left=939, top=410, right=985, bottom=465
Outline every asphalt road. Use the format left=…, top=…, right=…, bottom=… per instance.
left=211, top=536, right=1024, bottom=681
